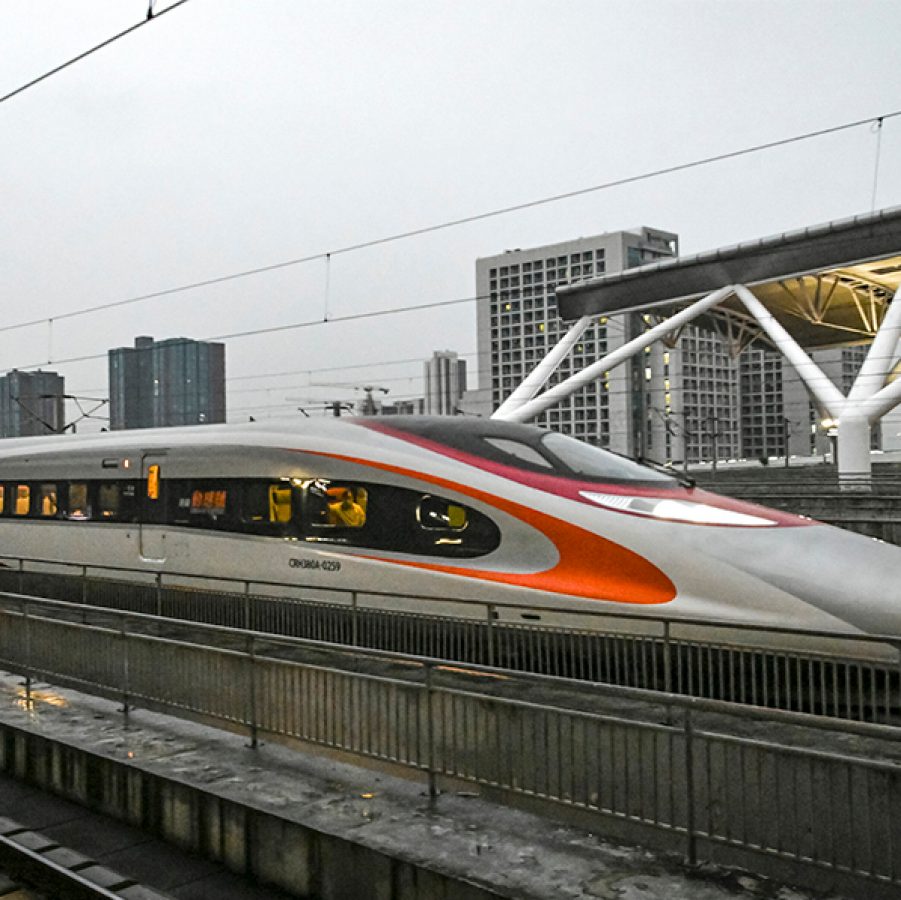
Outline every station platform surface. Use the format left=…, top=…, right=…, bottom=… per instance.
left=0, top=671, right=842, bottom=900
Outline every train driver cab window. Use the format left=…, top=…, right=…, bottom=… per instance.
left=308, top=481, right=368, bottom=530
left=418, top=496, right=468, bottom=531
left=14, top=485, right=30, bottom=516
left=98, top=483, right=121, bottom=519
left=67, top=483, right=91, bottom=520
left=39, top=483, right=58, bottom=517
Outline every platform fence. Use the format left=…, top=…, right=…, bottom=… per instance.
left=0, top=554, right=898, bottom=729
left=0, top=592, right=899, bottom=897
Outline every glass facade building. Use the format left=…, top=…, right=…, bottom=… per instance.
left=0, top=370, right=65, bottom=438
left=108, top=335, right=225, bottom=430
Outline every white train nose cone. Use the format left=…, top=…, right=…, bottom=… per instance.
left=707, top=524, right=901, bottom=637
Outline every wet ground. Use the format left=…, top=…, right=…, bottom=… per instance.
left=0, top=671, right=851, bottom=900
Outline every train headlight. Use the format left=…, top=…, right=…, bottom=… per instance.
left=579, top=492, right=777, bottom=526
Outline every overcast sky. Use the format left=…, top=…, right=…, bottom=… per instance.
left=2, top=0, right=900, bottom=427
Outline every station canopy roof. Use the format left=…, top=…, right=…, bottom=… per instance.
left=556, top=206, right=901, bottom=352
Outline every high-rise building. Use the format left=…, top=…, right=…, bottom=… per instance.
left=108, top=336, right=225, bottom=430
left=477, top=230, right=894, bottom=464
left=0, top=370, right=66, bottom=438
left=424, top=351, right=467, bottom=416
left=476, top=228, right=678, bottom=453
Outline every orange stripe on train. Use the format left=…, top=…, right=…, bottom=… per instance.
left=305, top=449, right=676, bottom=605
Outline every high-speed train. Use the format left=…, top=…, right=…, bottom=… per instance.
left=0, top=415, right=898, bottom=653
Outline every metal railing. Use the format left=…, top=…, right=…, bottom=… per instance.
left=0, top=592, right=899, bottom=895
left=0, top=554, right=898, bottom=729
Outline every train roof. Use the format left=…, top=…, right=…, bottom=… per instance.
left=0, top=416, right=679, bottom=486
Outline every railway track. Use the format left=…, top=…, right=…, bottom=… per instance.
left=0, top=774, right=296, bottom=900
left=0, top=816, right=167, bottom=899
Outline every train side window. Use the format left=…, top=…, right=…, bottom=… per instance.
left=39, top=483, right=59, bottom=517
left=67, top=483, right=91, bottom=520
left=414, top=493, right=499, bottom=557
left=418, top=496, right=468, bottom=531
left=170, top=482, right=232, bottom=528
left=192, top=487, right=228, bottom=517
left=269, top=484, right=292, bottom=524
left=0, top=485, right=4, bottom=515
left=14, top=484, right=30, bottom=516
left=307, top=481, right=367, bottom=530
left=238, top=480, right=296, bottom=535
left=98, top=483, right=121, bottom=519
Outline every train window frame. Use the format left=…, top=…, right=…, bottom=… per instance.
left=305, top=481, right=369, bottom=533
left=231, top=479, right=297, bottom=536
left=97, top=482, right=122, bottom=520
left=39, top=483, right=59, bottom=518
left=14, top=484, right=31, bottom=517
left=301, top=480, right=500, bottom=558
left=66, top=482, right=91, bottom=520
left=417, top=495, right=469, bottom=532
left=482, top=438, right=554, bottom=470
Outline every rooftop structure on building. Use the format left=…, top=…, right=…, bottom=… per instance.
left=108, top=336, right=225, bottom=431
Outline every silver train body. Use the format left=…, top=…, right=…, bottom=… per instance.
left=0, top=416, right=898, bottom=658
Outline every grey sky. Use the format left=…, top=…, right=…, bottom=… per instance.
left=2, top=0, right=900, bottom=426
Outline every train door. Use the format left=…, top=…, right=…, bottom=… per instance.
left=140, top=452, right=167, bottom=561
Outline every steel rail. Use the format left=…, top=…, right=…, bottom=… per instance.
left=0, top=829, right=132, bottom=900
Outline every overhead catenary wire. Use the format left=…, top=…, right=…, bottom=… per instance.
left=0, top=0, right=194, bottom=106
left=1, top=108, right=898, bottom=338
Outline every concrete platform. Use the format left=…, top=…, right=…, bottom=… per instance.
left=0, top=672, right=846, bottom=900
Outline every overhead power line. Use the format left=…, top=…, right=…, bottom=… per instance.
left=0, top=0, right=193, bottom=106
left=10, top=292, right=486, bottom=373
left=1, top=108, right=897, bottom=337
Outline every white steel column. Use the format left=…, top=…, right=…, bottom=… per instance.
left=847, top=287, right=901, bottom=402
left=862, top=373, right=901, bottom=423
left=735, top=284, right=901, bottom=489
left=732, top=284, right=845, bottom=415
left=498, top=285, right=735, bottom=424
left=492, top=315, right=593, bottom=419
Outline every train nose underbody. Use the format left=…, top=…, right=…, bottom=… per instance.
left=700, top=523, right=901, bottom=637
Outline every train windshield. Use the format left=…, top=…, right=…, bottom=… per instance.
left=365, top=417, right=679, bottom=485
left=539, top=433, right=676, bottom=484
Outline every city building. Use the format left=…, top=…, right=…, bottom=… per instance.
left=424, top=350, right=467, bottom=416
left=377, top=398, right=426, bottom=416
left=476, top=228, right=679, bottom=455
left=0, top=370, right=66, bottom=438
left=108, top=335, right=225, bottom=430
left=478, top=229, right=893, bottom=465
